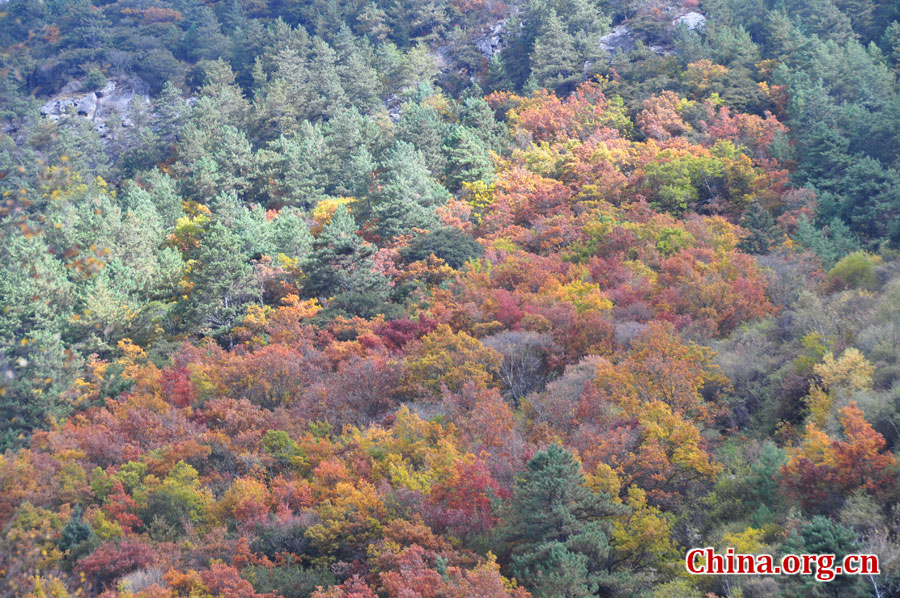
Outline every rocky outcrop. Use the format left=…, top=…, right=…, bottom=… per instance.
left=596, top=9, right=708, bottom=60
left=475, top=21, right=505, bottom=59
left=673, top=11, right=707, bottom=31
left=39, top=78, right=151, bottom=137
left=599, top=25, right=637, bottom=57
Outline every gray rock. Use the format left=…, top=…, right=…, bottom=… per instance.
left=75, top=93, right=98, bottom=118
left=59, top=79, right=83, bottom=95
left=673, top=11, right=706, bottom=31
left=96, top=80, right=117, bottom=98
left=384, top=94, right=402, bottom=122
left=40, top=77, right=150, bottom=132
left=599, top=25, right=636, bottom=57
left=433, top=46, right=452, bottom=70
left=40, top=98, right=76, bottom=120
left=474, top=20, right=506, bottom=58
left=650, top=45, right=676, bottom=56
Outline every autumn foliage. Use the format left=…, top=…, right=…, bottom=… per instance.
left=1, top=75, right=895, bottom=598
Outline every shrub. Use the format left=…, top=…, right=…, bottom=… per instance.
left=827, top=251, right=881, bottom=291
left=246, top=565, right=336, bottom=598
left=402, top=228, right=484, bottom=269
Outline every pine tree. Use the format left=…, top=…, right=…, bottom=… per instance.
left=835, top=0, right=877, bottom=42
left=303, top=206, right=387, bottom=299
left=181, top=6, right=230, bottom=62
left=485, top=53, right=514, bottom=93
left=334, top=25, right=383, bottom=114
left=172, top=122, right=255, bottom=204
left=395, top=102, right=450, bottom=176
left=788, top=82, right=851, bottom=185
left=136, top=169, right=184, bottom=229
left=211, top=191, right=274, bottom=259
left=357, top=2, right=390, bottom=41
left=155, top=81, right=190, bottom=143
left=370, top=141, right=450, bottom=240
left=192, top=59, right=251, bottom=130
left=443, top=125, right=494, bottom=191
left=345, top=147, right=377, bottom=199
left=500, top=445, right=628, bottom=598
left=883, top=21, right=900, bottom=74
left=302, top=37, right=348, bottom=120
left=57, top=0, right=112, bottom=71
left=826, top=217, right=863, bottom=259
left=221, top=0, right=248, bottom=33
left=271, top=207, right=314, bottom=260
left=501, top=14, right=532, bottom=90
left=179, top=221, right=260, bottom=335
left=530, top=11, right=580, bottom=92
left=762, top=11, right=808, bottom=61
left=259, top=124, right=329, bottom=210
left=738, top=202, right=783, bottom=254
left=831, top=156, right=900, bottom=246
left=0, top=233, right=77, bottom=448
left=322, top=106, right=385, bottom=196
left=779, top=517, right=868, bottom=597
left=59, top=505, right=95, bottom=554
left=793, top=215, right=862, bottom=266
left=794, top=215, right=838, bottom=265
left=784, top=0, right=854, bottom=45
left=460, top=96, right=507, bottom=152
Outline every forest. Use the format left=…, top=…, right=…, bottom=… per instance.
left=2, top=0, right=900, bottom=596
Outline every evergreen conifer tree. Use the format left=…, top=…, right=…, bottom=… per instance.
left=370, top=141, right=449, bottom=239
left=530, top=11, right=580, bottom=92
left=304, top=207, right=387, bottom=298
left=738, top=202, right=783, bottom=254
left=500, top=445, right=628, bottom=598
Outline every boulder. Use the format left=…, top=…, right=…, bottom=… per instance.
left=475, top=20, right=505, bottom=58
left=599, top=25, right=636, bottom=57
left=673, top=12, right=707, bottom=31
left=75, top=93, right=98, bottom=118
left=96, top=80, right=117, bottom=98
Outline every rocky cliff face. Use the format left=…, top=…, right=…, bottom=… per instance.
left=474, top=21, right=506, bottom=59
left=39, top=78, right=151, bottom=138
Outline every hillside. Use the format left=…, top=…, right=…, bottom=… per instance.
left=2, top=1, right=900, bottom=597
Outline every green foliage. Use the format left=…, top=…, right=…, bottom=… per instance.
left=258, top=127, right=329, bottom=210
left=443, top=125, right=494, bottom=191
left=304, top=206, right=387, bottom=299
left=246, top=565, right=336, bottom=598
left=58, top=505, right=96, bottom=554
left=370, top=141, right=450, bottom=239
left=739, top=202, right=783, bottom=254
left=178, top=220, right=261, bottom=336
left=827, top=251, right=882, bottom=291
left=779, top=516, right=869, bottom=597
left=500, top=0, right=609, bottom=92
left=401, top=228, right=484, bottom=269
left=500, top=445, right=628, bottom=598
left=271, top=208, right=314, bottom=260
left=3, top=1, right=900, bottom=596
left=530, top=12, right=581, bottom=92
left=83, top=68, right=106, bottom=91
left=262, top=430, right=299, bottom=457
left=137, top=461, right=211, bottom=538
left=793, top=215, right=861, bottom=267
